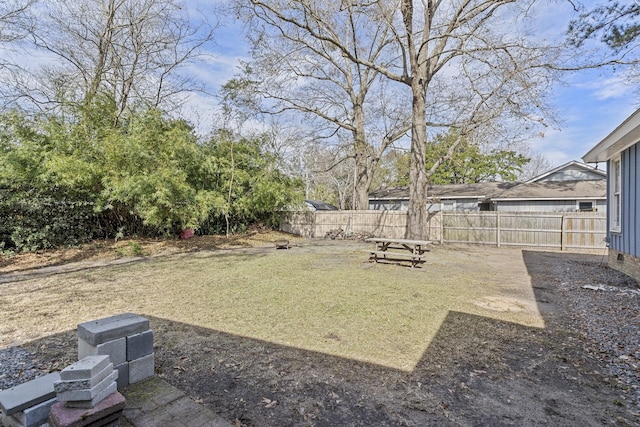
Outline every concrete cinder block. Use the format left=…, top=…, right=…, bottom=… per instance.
left=56, top=372, right=117, bottom=403
left=77, top=313, right=149, bottom=346
left=114, top=363, right=129, bottom=390
left=128, top=353, right=154, bottom=384
left=12, top=397, right=56, bottom=427
left=0, top=372, right=60, bottom=416
left=78, top=337, right=126, bottom=366
left=63, top=382, right=117, bottom=410
left=126, top=330, right=153, bottom=361
left=48, top=391, right=125, bottom=426
left=59, top=356, right=110, bottom=382
left=54, top=364, right=113, bottom=393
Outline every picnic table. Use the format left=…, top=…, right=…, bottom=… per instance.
left=364, top=237, right=432, bottom=267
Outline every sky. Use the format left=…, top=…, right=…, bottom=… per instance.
left=518, top=1, right=639, bottom=169
left=527, top=69, right=637, bottom=169
left=189, top=1, right=640, bottom=171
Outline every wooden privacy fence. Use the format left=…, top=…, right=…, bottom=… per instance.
left=442, top=212, right=607, bottom=250
left=280, top=211, right=607, bottom=250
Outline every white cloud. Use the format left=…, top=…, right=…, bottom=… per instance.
left=582, top=76, right=635, bottom=100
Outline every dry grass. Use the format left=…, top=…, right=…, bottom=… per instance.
left=0, top=230, right=304, bottom=273
left=0, top=241, right=544, bottom=371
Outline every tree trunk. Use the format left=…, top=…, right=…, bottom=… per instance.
left=403, top=0, right=429, bottom=240
left=405, top=76, right=429, bottom=240
left=353, top=152, right=369, bottom=210
left=352, top=103, right=372, bottom=210
left=85, top=0, right=115, bottom=104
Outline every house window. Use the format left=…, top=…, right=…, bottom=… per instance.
left=578, top=201, right=594, bottom=212
left=610, top=156, right=621, bottom=232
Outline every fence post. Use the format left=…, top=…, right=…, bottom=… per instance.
left=313, top=211, right=318, bottom=238
left=561, top=215, right=566, bottom=251
left=496, top=211, right=501, bottom=247
left=439, top=211, right=444, bottom=244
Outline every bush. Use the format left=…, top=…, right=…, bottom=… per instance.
left=0, top=189, right=97, bottom=252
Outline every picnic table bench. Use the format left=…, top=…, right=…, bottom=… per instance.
left=364, top=237, right=432, bottom=268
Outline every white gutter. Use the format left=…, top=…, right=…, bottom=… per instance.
left=583, top=108, right=640, bottom=163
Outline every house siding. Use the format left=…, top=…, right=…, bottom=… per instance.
left=494, top=200, right=606, bottom=213
left=609, top=143, right=640, bottom=259
left=369, top=200, right=409, bottom=211
left=538, top=167, right=604, bottom=182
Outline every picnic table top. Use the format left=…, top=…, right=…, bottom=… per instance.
left=365, top=237, right=432, bottom=246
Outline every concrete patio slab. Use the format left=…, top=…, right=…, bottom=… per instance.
left=121, top=377, right=231, bottom=427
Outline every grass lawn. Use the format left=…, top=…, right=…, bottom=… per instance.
left=0, top=241, right=544, bottom=371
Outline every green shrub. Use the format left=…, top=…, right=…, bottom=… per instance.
left=0, top=190, right=97, bottom=252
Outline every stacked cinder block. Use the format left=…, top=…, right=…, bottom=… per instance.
left=0, top=372, right=60, bottom=427
left=54, top=356, right=117, bottom=408
left=77, top=313, right=154, bottom=390
left=48, top=356, right=125, bottom=427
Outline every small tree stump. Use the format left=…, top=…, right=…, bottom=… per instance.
left=274, top=239, right=290, bottom=249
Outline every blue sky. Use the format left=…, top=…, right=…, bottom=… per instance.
left=528, top=69, right=637, bottom=168
left=521, top=1, right=638, bottom=167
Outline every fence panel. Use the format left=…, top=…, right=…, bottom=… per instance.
left=442, top=213, right=498, bottom=244
left=280, top=212, right=315, bottom=237
left=314, top=210, right=409, bottom=239
left=563, top=215, right=607, bottom=249
left=280, top=210, right=606, bottom=250
left=498, top=213, right=563, bottom=248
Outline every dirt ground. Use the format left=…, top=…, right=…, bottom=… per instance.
left=1, top=234, right=640, bottom=426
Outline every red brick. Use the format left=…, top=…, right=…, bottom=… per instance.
left=48, top=392, right=125, bottom=427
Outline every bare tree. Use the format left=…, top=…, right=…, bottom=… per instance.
left=295, top=142, right=355, bottom=209
left=0, top=0, right=35, bottom=102
left=362, top=1, right=564, bottom=238
left=234, top=0, right=410, bottom=209
left=516, top=149, right=554, bottom=182
left=0, top=0, right=34, bottom=44
left=235, top=0, right=561, bottom=238
left=11, top=0, right=216, bottom=123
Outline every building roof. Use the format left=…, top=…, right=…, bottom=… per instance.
left=524, top=161, right=605, bottom=183
left=369, top=182, right=519, bottom=201
left=583, top=108, right=640, bottom=163
left=427, top=182, right=518, bottom=199
left=369, top=180, right=606, bottom=202
left=305, top=200, right=338, bottom=210
left=490, top=180, right=606, bottom=201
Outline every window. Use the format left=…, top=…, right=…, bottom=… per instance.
left=578, top=201, right=594, bottom=212
left=478, top=202, right=491, bottom=211
left=610, top=157, right=622, bottom=232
